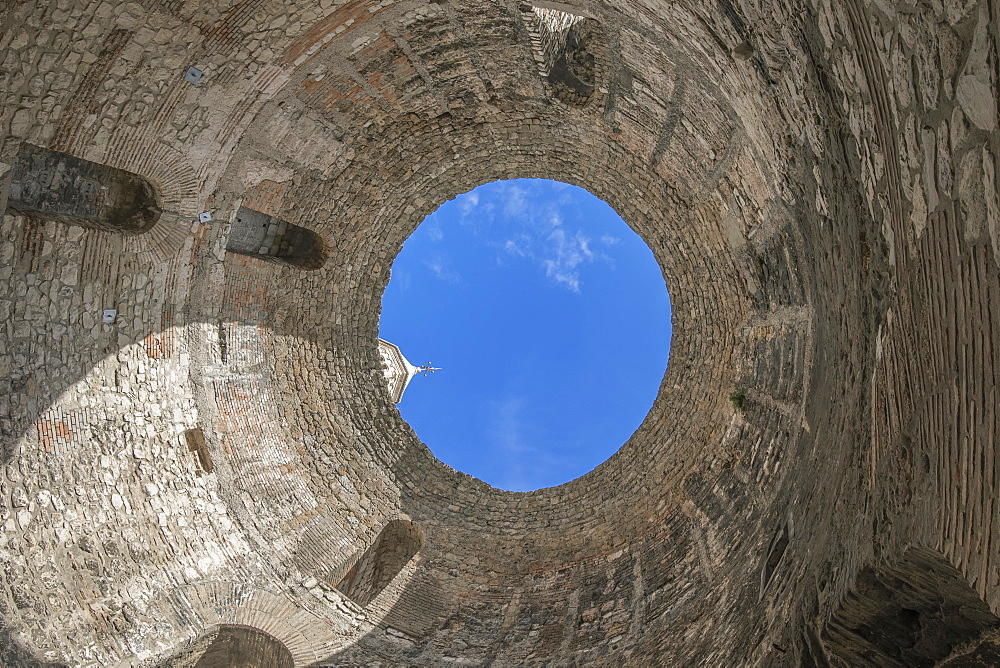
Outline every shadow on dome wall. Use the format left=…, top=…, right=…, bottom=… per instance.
left=0, top=621, right=66, bottom=668
left=817, top=547, right=1000, bottom=667
left=333, top=519, right=425, bottom=606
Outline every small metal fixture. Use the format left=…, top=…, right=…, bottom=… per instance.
left=102, top=309, right=117, bottom=324
left=184, top=66, right=203, bottom=85
left=199, top=211, right=212, bottom=223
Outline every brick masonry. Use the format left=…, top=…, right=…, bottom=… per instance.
left=0, top=0, right=997, bottom=665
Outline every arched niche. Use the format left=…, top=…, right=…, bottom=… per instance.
left=819, top=548, right=1000, bottom=667
left=519, top=4, right=605, bottom=107
left=160, top=625, right=293, bottom=668
left=4, top=143, right=160, bottom=233
left=335, top=519, right=425, bottom=606
left=226, top=205, right=328, bottom=270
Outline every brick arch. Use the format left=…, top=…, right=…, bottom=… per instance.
left=144, top=582, right=345, bottom=666
left=102, top=130, right=201, bottom=218
left=105, top=132, right=202, bottom=262
left=188, top=625, right=294, bottom=668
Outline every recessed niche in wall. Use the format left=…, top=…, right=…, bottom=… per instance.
left=379, top=178, right=672, bottom=492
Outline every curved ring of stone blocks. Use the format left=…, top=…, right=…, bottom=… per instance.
left=2, top=0, right=997, bottom=664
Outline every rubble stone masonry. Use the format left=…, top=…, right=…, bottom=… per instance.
left=0, top=0, right=997, bottom=665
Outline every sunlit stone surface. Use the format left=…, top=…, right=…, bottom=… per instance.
left=0, top=0, right=997, bottom=665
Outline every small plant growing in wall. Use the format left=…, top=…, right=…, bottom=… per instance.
left=729, top=389, right=747, bottom=412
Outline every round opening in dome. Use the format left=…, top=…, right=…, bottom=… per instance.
left=379, top=179, right=672, bottom=491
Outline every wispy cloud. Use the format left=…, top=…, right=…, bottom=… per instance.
left=460, top=191, right=480, bottom=216
left=488, top=193, right=611, bottom=292
left=424, top=254, right=461, bottom=283
left=501, top=235, right=531, bottom=258
left=488, top=395, right=532, bottom=491
left=456, top=189, right=500, bottom=230
left=425, top=224, right=444, bottom=242
left=433, top=179, right=620, bottom=292
left=539, top=227, right=599, bottom=292
left=486, top=389, right=581, bottom=491
left=390, top=266, right=413, bottom=292
left=501, top=184, right=529, bottom=219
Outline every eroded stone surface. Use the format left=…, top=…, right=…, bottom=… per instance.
left=0, top=0, right=997, bottom=665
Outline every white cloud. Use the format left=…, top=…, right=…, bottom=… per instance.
left=424, top=255, right=461, bottom=283
left=538, top=228, right=601, bottom=293
left=503, top=238, right=529, bottom=257
left=488, top=395, right=532, bottom=491
left=487, top=390, right=580, bottom=491
left=501, top=184, right=529, bottom=218
left=460, top=191, right=480, bottom=216
left=478, top=180, right=617, bottom=292
left=457, top=190, right=498, bottom=229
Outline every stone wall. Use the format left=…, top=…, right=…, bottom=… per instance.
left=6, top=144, right=160, bottom=234
left=226, top=207, right=327, bottom=270
left=335, top=519, right=424, bottom=606
left=0, top=0, right=996, bottom=665
left=171, top=625, right=295, bottom=668
left=822, top=547, right=1000, bottom=666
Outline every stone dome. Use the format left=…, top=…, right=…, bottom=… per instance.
left=0, top=0, right=998, bottom=665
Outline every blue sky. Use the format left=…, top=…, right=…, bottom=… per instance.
left=379, top=179, right=672, bottom=491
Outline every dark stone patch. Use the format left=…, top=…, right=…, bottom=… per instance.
left=548, top=19, right=601, bottom=106
left=336, top=519, right=424, bottom=606
left=6, top=143, right=160, bottom=234
left=184, top=428, right=213, bottom=473
left=227, top=206, right=328, bottom=270
left=0, top=621, right=66, bottom=668
left=822, top=548, right=1000, bottom=667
